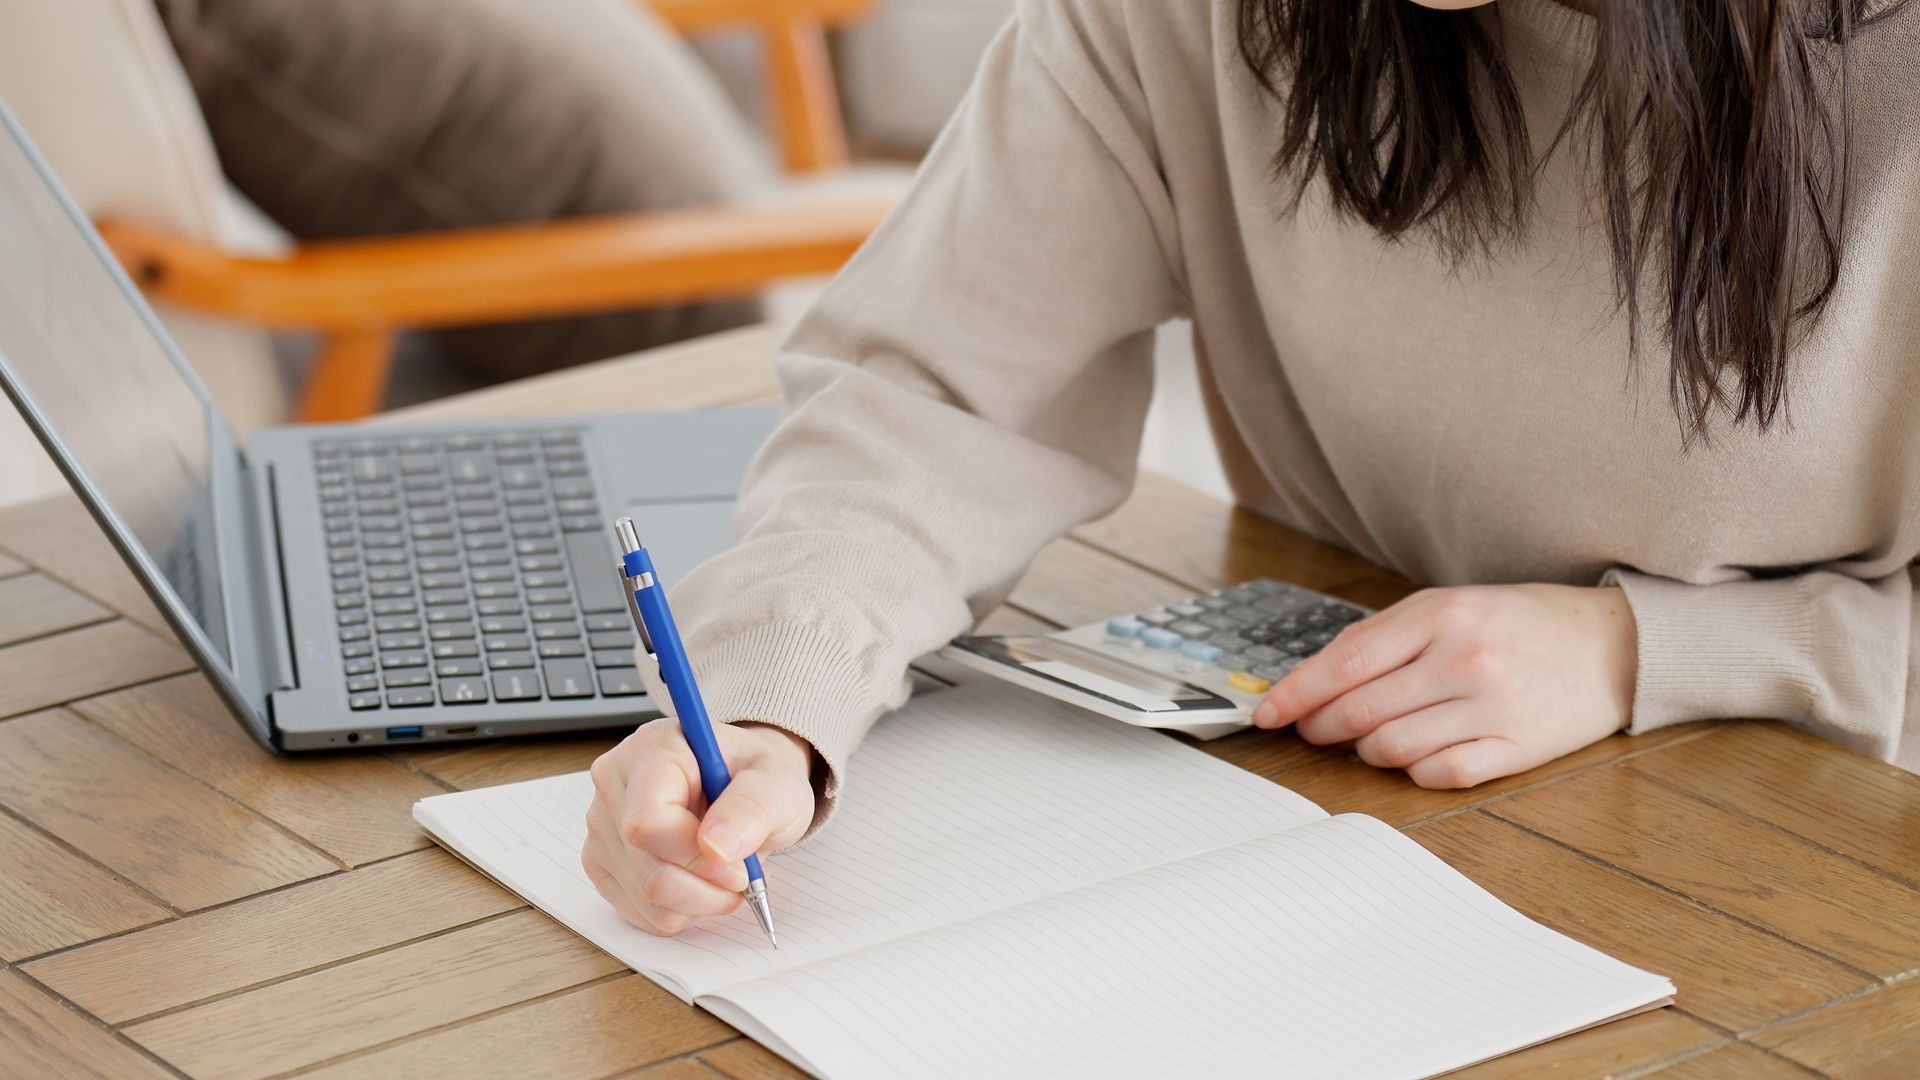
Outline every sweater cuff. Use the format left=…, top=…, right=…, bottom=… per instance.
left=635, top=617, right=885, bottom=840
left=1602, top=568, right=1819, bottom=734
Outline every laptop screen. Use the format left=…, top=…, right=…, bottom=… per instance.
left=0, top=115, right=231, bottom=661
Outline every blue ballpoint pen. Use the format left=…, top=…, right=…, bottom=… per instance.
left=614, top=517, right=778, bottom=948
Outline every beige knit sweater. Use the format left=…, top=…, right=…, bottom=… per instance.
left=659, top=0, right=1920, bottom=820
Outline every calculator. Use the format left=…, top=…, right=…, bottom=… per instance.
left=942, top=579, right=1373, bottom=739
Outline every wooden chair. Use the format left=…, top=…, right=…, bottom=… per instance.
left=95, top=0, right=891, bottom=423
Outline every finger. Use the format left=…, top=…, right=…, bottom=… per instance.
left=1257, top=603, right=1434, bottom=728
left=636, top=860, right=746, bottom=919
left=1293, top=661, right=1456, bottom=744
left=698, top=768, right=808, bottom=864
left=1405, top=737, right=1530, bottom=790
left=582, top=851, right=653, bottom=931
left=1352, top=700, right=1484, bottom=769
left=620, top=752, right=704, bottom=865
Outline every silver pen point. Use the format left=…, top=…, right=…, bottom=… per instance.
left=743, top=877, right=778, bottom=948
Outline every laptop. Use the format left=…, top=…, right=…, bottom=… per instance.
left=0, top=103, right=776, bottom=751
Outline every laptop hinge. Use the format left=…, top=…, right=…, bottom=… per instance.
left=250, top=459, right=301, bottom=694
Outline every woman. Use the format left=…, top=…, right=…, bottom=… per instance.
left=581, top=0, right=1920, bottom=935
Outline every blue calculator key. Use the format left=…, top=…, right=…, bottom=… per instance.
left=1107, top=616, right=1147, bottom=639
left=1141, top=627, right=1182, bottom=650
left=1179, top=640, right=1222, bottom=662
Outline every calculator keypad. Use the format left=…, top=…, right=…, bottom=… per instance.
left=1106, top=579, right=1366, bottom=691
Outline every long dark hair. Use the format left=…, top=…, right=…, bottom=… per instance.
left=1237, top=0, right=1904, bottom=440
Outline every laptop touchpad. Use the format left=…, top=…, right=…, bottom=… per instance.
left=620, top=499, right=736, bottom=586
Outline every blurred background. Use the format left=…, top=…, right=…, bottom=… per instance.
left=0, top=0, right=1224, bottom=510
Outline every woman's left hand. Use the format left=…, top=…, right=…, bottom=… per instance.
left=1252, top=584, right=1639, bottom=788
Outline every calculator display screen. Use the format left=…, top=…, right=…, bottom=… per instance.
left=948, top=636, right=1234, bottom=713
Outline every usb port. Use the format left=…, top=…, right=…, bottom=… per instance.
left=385, top=725, right=423, bottom=741
left=445, top=725, right=478, bottom=736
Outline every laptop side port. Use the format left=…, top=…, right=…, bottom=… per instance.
left=385, top=725, right=423, bottom=741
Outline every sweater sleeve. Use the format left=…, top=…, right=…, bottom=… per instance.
left=1604, top=565, right=1920, bottom=771
left=646, top=0, right=1186, bottom=833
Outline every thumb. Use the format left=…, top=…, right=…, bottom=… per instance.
left=697, top=768, right=807, bottom=865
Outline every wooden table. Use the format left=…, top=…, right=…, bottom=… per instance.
left=3, top=325, right=1919, bottom=1079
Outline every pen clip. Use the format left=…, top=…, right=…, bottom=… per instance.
left=618, top=565, right=656, bottom=657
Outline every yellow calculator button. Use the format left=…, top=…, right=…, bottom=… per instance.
left=1227, top=671, right=1271, bottom=695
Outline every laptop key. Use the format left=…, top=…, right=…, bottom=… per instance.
left=563, top=533, right=626, bottom=614
left=515, top=539, right=558, bottom=556
left=416, top=557, right=462, bottom=574
left=479, top=616, right=526, bottom=635
left=344, top=658, right=375, bottom=676
left=377, top=615, right=422, bottom=633
left=560, top=516, right=601, bottom=533
left=519, top=556, right=563, bottom=572
left=469, top=550, right=511, bottom=567
left=473, top=583, right=518, bottom=600
left=349, top=693, right=382, bottom=710
left=371, top=599, right=413, bottom=616
left=583, top=615, right=628, bottom=633
left=378, top=633, right=425, bottom=651
left=370, top=584, right=414, bottom=600
left=534, top=624, right=581, bottom=640
left=432, top=641, right=479, bottom=658
left=526, top=588, right=571, bottom=606
left=340, top=625, right=371, bottom=642
left=488, top=652, right=535, bottom=670
left=364, top=550, right=407, bottom=565
left=342, top=642, right=374, bottom=659
left=384, top=669, right=432, bottom=688
left=337, top=609, right=369, bottom=626
left=386, top=688, right=434, bottom=708
left=477, top=600, right=522, bottom=617
left=484, top=635, right=530, bottom=651
left=539, top=640, right=585, bottom=658
left=423, top=589, right=468, bottom=606
left=347, top=674, right=378, bottom=693
left=471, top=567, right=515, bottom=583
left=492, top=670, right=542, bottom=701
left=521, top=571, right=567, bottom=590
left=420, top=572, right=463, bottom=590
left=592, top=648, right=634, bottom=668
left=435, top=659, right=483, bottom=677
left=588, top=632, right=635, bottom=650
left=597, top=669, right=644, bottom=697
left=382, top=651, right=428, bottom=669
left=426, top=607, right=473, bottom=624
left=543, top=659, right=595, bottom=699
left=429, top=622, right=476, bottom=641
left=440, top=678, right=490, bottom=705
left=530, top=606, right=575, bottom=623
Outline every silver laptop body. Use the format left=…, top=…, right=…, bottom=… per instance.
left=0, top=102, right=774, bottom=750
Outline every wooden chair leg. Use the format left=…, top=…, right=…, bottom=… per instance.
left=766, top=19, right=848, bottom=173
left=298, top=328, right=396, bottom=423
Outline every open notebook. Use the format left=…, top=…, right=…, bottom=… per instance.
left=413, top=682, right=1672, bottom=1079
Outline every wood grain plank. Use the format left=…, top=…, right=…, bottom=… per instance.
left=1269, top=723, right=1719, bottom=826
left=0, top=620, right=192, bottom=720
left=385, top=322, right=784, bottom=423
left=0, top=573, right=111, bottom=648
left=0, top=496, right=171, bottom=635
left=73, top=673, right=442, bottom=865
left=25, top=848, right=518, bottom=1023
left=700, top=1038, right=811, bottom=1080
left=1412, top=812, right=1866, bottom=1031
left=0, top=709, right=335, bottom=910
left=125, top=908, right=623, bottom=1080
left=1626, top=722, right=1920, bottom=887
left=0, top=546, right=24, bottom=578
left=1650, top=1041, right=1817, bottom=1078
left=1448, top=1009, right=1722, bottom=1079
left=1072, top=471, right=1378, bottom=593
left=0, top=811, right=170, bottom=963
left=0, top=969, right=172, bottom=1080
left=397, top=731, right=623, bottom=791
left=1752, top=979, right=1920, bottom=1078
left=1492, top=764, right=1920, bottom=977
left=1007, top=538, right=1198, bottom=629
left=619, top=1062, right=731, bottom=1080
left=297, top=974, right=730, bottom=1080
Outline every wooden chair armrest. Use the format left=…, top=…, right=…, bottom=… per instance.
left=646, top=0, right=875, bottom=35
left=98, top=203, right=886, bottom=331
left=645, top=0, right=873, bottom=173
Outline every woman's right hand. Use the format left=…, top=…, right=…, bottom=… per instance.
left=582, top=718, right=816, bottom=936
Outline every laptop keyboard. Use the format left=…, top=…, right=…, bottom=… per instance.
left=314, top=430, right=646, bottom=712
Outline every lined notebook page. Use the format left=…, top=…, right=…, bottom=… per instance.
left=413, top=682, right=1326, bottom=998
left=708, top=815, right=1674, bottom=1080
